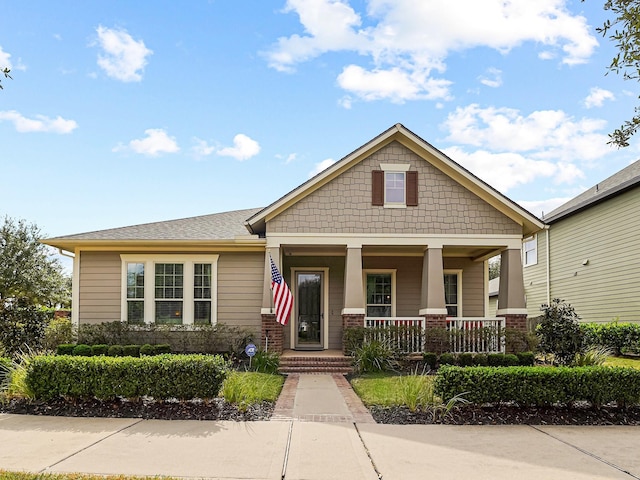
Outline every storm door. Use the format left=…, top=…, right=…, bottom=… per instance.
left=295, top=271, right=324, bottom=349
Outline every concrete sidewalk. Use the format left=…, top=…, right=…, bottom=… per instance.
left=1, top=374, right=640, bottom=479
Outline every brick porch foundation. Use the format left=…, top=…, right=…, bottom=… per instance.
left=261, top=314, right=283, bottom=354
left=342, top=313, right=365, bottom=354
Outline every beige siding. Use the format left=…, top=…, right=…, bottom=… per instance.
left=217, top=252, right=264, bottom=335
left=444, top=258, right=485, bottom=317
left=78, top=251, right=121, bottom=324
left=78, top=250, right=264, bottom=333
left=488, top=296, right=498, bottom=317
left=548, top=188, right=640, bottom=323
left=523, top=232, right=549, bottom=317
left=268, top=142, right=521, bottom=236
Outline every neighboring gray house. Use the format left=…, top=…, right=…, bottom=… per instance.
left=523, top=160, right=640, bottom=324
left=45, top=124, right=544, bottom=352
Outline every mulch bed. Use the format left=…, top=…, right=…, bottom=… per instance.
left=0, top=397, right=274, bottom=421
left=3, top=398, right=640, bottom=425
left=371, top=404, right=640, bottom=425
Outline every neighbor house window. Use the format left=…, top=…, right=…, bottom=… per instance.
left=523, top=236, right=537, bottom=267
left=121, top=255, right=218, bottom=326
left=126, top=263, right=145, bottom=324
left=444, top=271, right=461, bottom=317
left=372, top=164, right=418, bottom=207
left=364, top=270, right=396, bottom=317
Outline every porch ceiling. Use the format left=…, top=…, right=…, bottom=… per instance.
left=282, top=244, right=502, bottom=260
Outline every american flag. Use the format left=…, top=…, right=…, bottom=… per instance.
left=270, top=255, right=293, bottom=326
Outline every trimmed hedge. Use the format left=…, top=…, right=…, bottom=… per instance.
left=26, top=354, right=229, bottom=401
left=581, top=322, right=640, bottom=355
left=56, top=344, right=75, bottom=355
left=434, top=365, right=640, bottom=407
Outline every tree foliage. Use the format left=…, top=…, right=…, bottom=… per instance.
left=536, top=298, right=584, bottom=365
left=597, top=0, right=640, bottom=147
left=0, top=67, right=10, bottom=90
left=0, top=216, right=70, bottom=307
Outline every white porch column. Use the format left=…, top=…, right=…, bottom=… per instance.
left=419, top=247, right=447, bottom=316
left=342, top=245, right=365, bottom=315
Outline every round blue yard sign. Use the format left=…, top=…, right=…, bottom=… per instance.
left=245, top=343, right=257, bottom=357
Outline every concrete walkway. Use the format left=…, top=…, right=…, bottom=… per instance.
left=2, top=374, right=640, bottom=479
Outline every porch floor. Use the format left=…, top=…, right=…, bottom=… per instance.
left=281, top=349, right=348, bottom=358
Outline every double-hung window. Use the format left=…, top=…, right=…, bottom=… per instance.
left=372, top=164, right=418, bottom=207
left=121, top=255, right=218, bottom=326
left=364, top=270, right=396, bottom=317
left=523, top=236, right=537, bottom=267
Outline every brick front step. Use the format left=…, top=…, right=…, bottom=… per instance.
left=279, top=355, right=354, bottom=374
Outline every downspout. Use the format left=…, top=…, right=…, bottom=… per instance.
left=545, top=225, right=550, bottom=305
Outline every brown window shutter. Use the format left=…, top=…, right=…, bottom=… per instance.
left=372, top=170, right=384, bottom=206
left=406, top=171, right=418, bottom=206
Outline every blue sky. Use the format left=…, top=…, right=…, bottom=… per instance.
left=2, top=0, right=639, bottom=249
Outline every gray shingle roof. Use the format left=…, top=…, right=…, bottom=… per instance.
left=46, top=207, right=263, bottom=242
left=545, top=159, right=640, bottom=223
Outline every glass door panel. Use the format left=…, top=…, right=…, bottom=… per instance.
left=296, top=272, right=323, bottom=349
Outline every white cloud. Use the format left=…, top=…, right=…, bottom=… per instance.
left=217, top=134, right=261, bottom=161
left=191, top=138, right=216, bottom=158
left=309, top=158, right=336, bottom=177
left=443, top=104, right=612, bottom=162
left=584, top=87, right=615, bottom=108
left=479, top=67, right=502, bottom=88
left=0, top=46, right=12, bottom=69
left=114, top=128, right=179, bottom=156
left=0, top=110, right=78, bottom=133
left=276, top=152, right=298, bottom=164
left=266, top=0, right=597, bottom=103
left=517, top=197, right=573, bottom=218
left=95, top=26, right=153, bottom=82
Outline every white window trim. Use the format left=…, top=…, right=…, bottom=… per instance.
left=120, top=254, right=219, bottom=326
left=380, top=163, right=410, bottom=209
left=363, top=269, right=397, bottom=317
left=523, top=235, right=538, bottom=267
left=444, top=269, right=462, bottom=318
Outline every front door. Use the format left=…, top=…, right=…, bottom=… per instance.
left=295, top=271, right=323, bottom=350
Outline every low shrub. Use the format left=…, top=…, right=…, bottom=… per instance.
left=56, top=344, right=75, bottom=355
left=72, top=344, right=92, bottom=356
left=42, top=317, right=75, bottom=351
left=353, top=340, right=398, bottom=374
left=438, top=353, right=457, bottom=366
left=434, top=365, right=640, bottom=407
left=122, top=345, right=140, bottom=357
left=0, top=356, right=11, bottom=384
left=91, top=344, right=108, bottom=356
left=472, top=353, right=488, bottom=366
left=487, top=353, right=519, bottom=366
left=458, top=352, right=474, bottom=367
left=26, top=354, right=230, bottom=401
left=140, top=344, right=155, bottom=356
left=155, top=344, right=171, bottom=354
left=422, top=352, right=438, bottom=370
left=581, top=321, right=640, bottom=355
left=537, top=299, right=584, bottom=365
left=0, top=299, right=51, bottom=358
left=250, top=350, right=280, bottom=374
left=516, top=351, right=536, bottom=366
left=107, top=345, right=124, bottom=357
left=573, top=346, right=613, bottom=366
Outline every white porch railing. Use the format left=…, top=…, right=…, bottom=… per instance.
left=363, top=316, right=506, bottom=354
left=365, top=317, right=425, bottom=354
left=446, top=317, right=506, bottom=353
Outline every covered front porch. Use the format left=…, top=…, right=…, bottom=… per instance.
left=261, top=237, right=527, bottom=354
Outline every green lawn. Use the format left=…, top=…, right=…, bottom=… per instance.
left=604, top=356, right=640, bottom=369
left=221, top=371, right=284, bottom=406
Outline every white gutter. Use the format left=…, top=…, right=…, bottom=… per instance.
left=58, top=248, right=75, bottom=258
